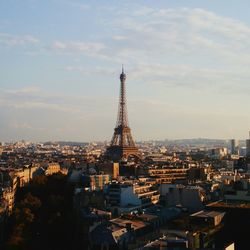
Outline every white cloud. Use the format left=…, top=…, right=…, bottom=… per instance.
left=132, top=6, right=155, bottom=16
left=128, top=63, right=250, bottom=91
left=9, top=101, right=81, bottom=114
left=51, top=40, right=105, bottom=56
left=0, top=86, right=115, bottom=117
left=75, top=6, right=249, bottom=94
left=0, top=87, right=81, bottom=114
left=65, top=66, right=115, bottom=76
left=0, top=85, right=117, bottom=141
left=64, top=1, right=90, bottom=11
left=10, top=121, right=33, bottom=130
left=5, top=86, right=41, bottom=94
left=188, top=8, right=250, bottom=40
left=109, top=7, right=250, bottom=65
left=0, top=33, right=39, bottom=46
left=53, top=41, right=67, bottom=49
left=7, top=120, right=47, bottom=134
left=18, top=6, right=250, bottom=83
left=112, top=36, right=127, bottom=41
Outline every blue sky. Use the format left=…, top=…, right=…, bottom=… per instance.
left=1, top=0, right=250, bottom=142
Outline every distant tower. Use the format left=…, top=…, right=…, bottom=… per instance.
left=246, top=131, right=250, bottom=157
left=106, top=67, right=140, bottom=161
left=230, top=139, right=238, bottom=155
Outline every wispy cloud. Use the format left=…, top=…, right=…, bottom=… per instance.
left=46, top=6, right=250, bottom=90
left=65, top=66, right=115, bottom=76
left=0, top=33, right=39, bottom=46
left=1, top=87, right=79, bottom=113
left=112, top=36, right=128, bottom=41
left=7, top=120, right=46, bottom=136
left=6, top=101, right=81, bottom=114
left=5, top=86, right=41, bottom=94
left=0, top=85, right=116, bottom=141
left=63, top=1, right=90, bottom=11
left=10, top=121, right=33, bottom=130
left=51, top=40, right=105, bottom=57
left=128, top=63, right=250, bottom=92
left=4, top=6, right=250, bottom=80
left=0, top=86, right=114, bottom=116
left=110, top=7, right=250, bottom=62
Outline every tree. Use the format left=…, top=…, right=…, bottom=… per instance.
left=20, top=193, right=41, bottom=211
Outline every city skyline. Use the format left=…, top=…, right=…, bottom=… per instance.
left=1, top=0, right=250, bottom=141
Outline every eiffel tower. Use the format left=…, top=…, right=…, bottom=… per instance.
left=106, top=67, right=140, bottom=161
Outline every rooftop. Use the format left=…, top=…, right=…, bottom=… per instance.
left=111, top=217, right=148, bottom=230
left=191, top=210, right=225, bottom=218
left=206, top=200, right=250, bottom=209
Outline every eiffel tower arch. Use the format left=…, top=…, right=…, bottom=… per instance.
left=106, top=67, right=140, bottom=161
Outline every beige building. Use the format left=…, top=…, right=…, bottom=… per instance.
left=45, top=162, right=61, bottom=175
left=2, top=172, right=19, bottom=215
left=145, top=167, right=189, bottom=183
left=2, top=187, right=15, bottom=215
left=16, top=164, right=40, bottom=187
left=86, top=174, right=111, bottom=191
left=113, top=163, right=119, bottom=179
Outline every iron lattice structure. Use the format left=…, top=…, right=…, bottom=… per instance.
left=107, top=68, right=140, bottom=161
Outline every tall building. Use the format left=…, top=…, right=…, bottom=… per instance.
left=106, top=67, right=140, bottom=161
left=113, top=163, right=119, bottom=179
left=229, top=139, right=238, bottom=155
left=246, top=131, right=250, bottom=157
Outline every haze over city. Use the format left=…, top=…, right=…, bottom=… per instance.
left=1, top=0, right=250, bottom=142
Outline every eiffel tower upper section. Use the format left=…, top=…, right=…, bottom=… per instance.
left=106, top=67, right=140, bottom=161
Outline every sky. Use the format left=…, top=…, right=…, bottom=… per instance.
left=1, top=0, right=250, bottom=142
